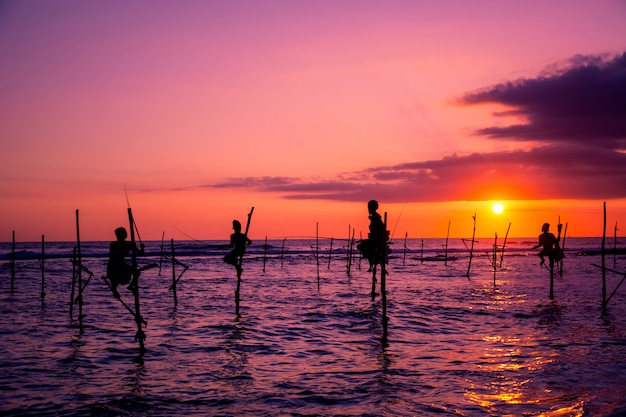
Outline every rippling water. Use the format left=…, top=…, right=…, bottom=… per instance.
left=1, top=238, right=626, bottom=416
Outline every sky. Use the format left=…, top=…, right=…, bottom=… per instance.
left=1, top=0, right=626, bottom=243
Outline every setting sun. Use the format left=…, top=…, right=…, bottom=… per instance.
left=492, top=203, right=504, bottom=215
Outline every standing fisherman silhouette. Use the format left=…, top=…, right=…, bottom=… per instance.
left=107, top=226, right=145, bottom=298
left=223, top=220, right=252, bottom=274
left=357, top=200, right=390, bottom=271
left=532, top=222, right=563, bottom=268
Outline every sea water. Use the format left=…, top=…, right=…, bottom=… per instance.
left=1, top=238, right=625, bottom=416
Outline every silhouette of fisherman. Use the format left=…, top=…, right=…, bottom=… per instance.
left=532, top=222, right=563, bottom=267
left=223, top=220, right=252, bottom=274
left=107, top=226, right=145, bottom=298
left=357, top=200, right=390, bottom=271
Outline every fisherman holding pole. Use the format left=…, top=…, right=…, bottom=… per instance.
left=532, top=222, right=563, bottom=268
left=106, top=226, right=145, bottom=298
left=223, top=219, right=252, bottom=275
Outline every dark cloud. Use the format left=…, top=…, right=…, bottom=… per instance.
left=458, top=52, right=626, bottom=149
left=209, top=52, right=626, bottom=203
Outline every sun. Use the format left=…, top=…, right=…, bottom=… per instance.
left=492, top=203, right=504, bottom=215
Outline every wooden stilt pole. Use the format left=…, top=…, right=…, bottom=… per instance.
left=158, top=231, right=165, bottom=276
left=559, top=223, right=568, bottom=276
left=346, top=225, right=352, bottom=275
left=75, top=210, right=84, bottom=330
left=263, top=236, right=268, bottom=274
left=420, top=239, right=424, bottom=264
left=327, top=237, right=334, bottom=269
left=235, top=206, right=254, bottom=316
left=492, top=233, right=498, bottom=287
left=402, top=232, right=407, bottom=266
left=280, top=237, right=286, bottom=268
left=128, top=208, right=145, bottom=353
left=499, top=223, right=511, bottom=269
left=40, top=235, right=45, bottom=301
left=70, top=248, right=77, bottom=318
left=614, top=222, right=618, bottom=268
left=381, top=212, right=389, bottom=341
left=171, top=239, right=177, bottom=306
left=371, top=264, right=377, bottom=301
left=10, top=231, right=15, bottom=293
left=466, top=213, right=476, bottom=279
left=444, top=221, right=450, bottom=266
left=602, top=202, right=607, bottom=315
left=315, top=224, right=320, bottom=285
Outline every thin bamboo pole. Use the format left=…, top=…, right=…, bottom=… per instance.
left=236, top=206, right=254, bottom=316
left=346, top=225, right=352, bottom=275
left=70, top=248, right=77, bottom=318
left=492, top=233, right=498, bottom=287
left=280, top=237, right=286, bottom=268
left=559, top=223, right=568, bottom=276
left=75, top=209, right=84, bottom=330
left=263, top=236, right=268, bottom=274
left=466, top=214, right=476, bottom=279
left=171, top=239, right=177, bottom=306
left=327, top=237, right=334, bottom=269
left=402, top=232, right=407, bottom=266
left=128, top=208, right=146, bottom=353
left=40, top=235, right=45, bottom=301
left=499, top=223, right=511, bottom=269
left=315, top=225, right=320, bottom=286
left=158, top=231, right=165, bottom=276
left=10, top=231, right=15, bottom=293
left=444, top=221, right=450, bottom=266
left=602, top=202, right=607, bottom=315
left=381, top=212, right=389, bottom=341
left=614, top=222, right=618, bottom=268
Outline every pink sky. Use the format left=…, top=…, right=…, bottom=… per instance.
left=1, top=1, right=626, bottom=242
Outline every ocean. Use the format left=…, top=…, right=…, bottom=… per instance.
left=1, top=237, right=625, bottom=416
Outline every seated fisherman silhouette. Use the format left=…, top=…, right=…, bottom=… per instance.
left=107, top=226, right=145, bottom=298
left=532, top=222, right=563, bottom=267
left=223, top=220, right=252, bottom=274
left=356, top=200, right=390, bottom=271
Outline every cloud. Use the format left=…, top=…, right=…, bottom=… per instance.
left=209, top=52, right=626, bottom=203
left=458, top=52, right=626, bottom=149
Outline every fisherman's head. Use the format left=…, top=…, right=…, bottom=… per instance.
left=114, top=227, right=128, bottom=240
left=232, top=220, right=242, bottom=232
left=367, top=200, right=379, bottom=212
left=542, top=223, right=550, bottom=232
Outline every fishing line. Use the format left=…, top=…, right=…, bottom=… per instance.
left=389, top=203, right=407, bottom=242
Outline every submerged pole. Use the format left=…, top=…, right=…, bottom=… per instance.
left=236, top=206, right=254, bottom=316
left=316, top=223, right=320, bottom=282
left=75, top=210, right=84, bottom=330
left=444, top=220, right=450, bottom=266
left=466, top=213, right=476, bottom=279
left=402, top=232, right=407, bottom=266
left=381, top=212, right=389, bottom=341
left=602, top=202, right=607, bottom=314
left=280, top=237, right=286, bottom=268
left=128, top=208, right=145, bottom=353
left=492, top=233, right=498, bottom=287
left=327, top=237, right=334, bottom=269
left=11, top=231, right=15, bottom=293
left=171, top=239, right=177, bottom=306
left=40, top=235, right=45, bottom=301
left=499, top=223, right=511, bottom=269
left=614, top=222, right=618, bottom=268
left=559, top=223, right=568, bottom=276
left=263, top=235, right=268, bottom=274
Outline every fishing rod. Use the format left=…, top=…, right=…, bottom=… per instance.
left=124, top=184, right=144, bottom=246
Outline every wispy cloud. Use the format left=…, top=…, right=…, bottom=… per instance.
left=209, top=52, right=626, bottom=203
